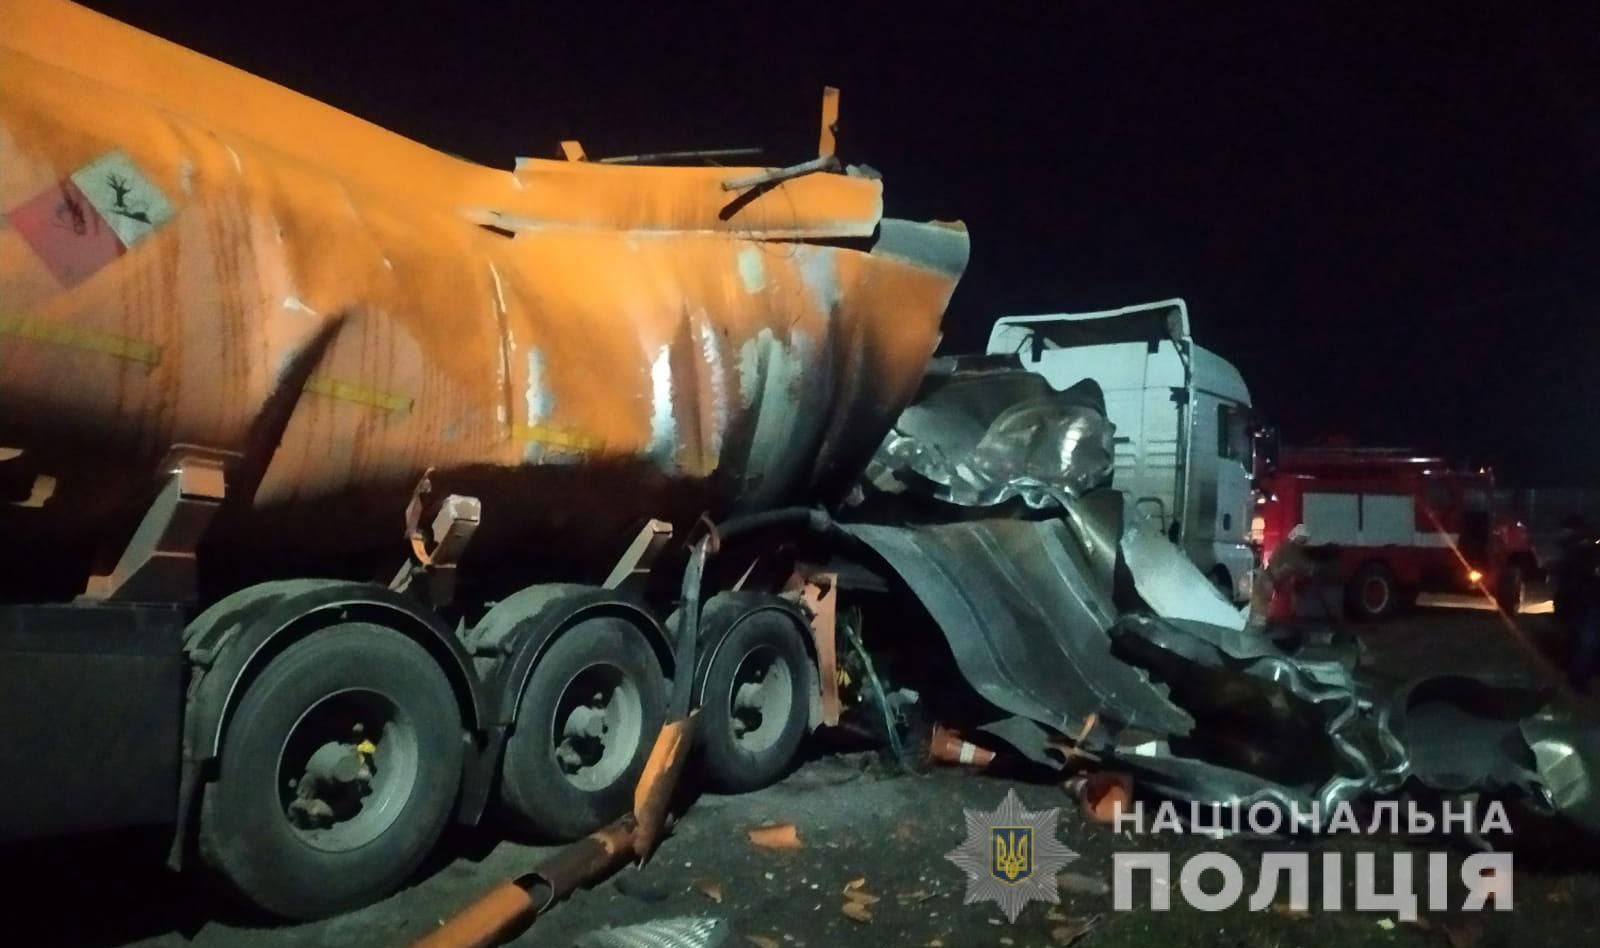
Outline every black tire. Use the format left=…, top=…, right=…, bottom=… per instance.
left=1495, top=563, right=1526, bottom=614
left=199, top=623, right=463, bottom=920
left=499, top=617, right=666, bottom=840
left=1347, top=562, right=1400, bottom=621
left=698, top=609, right=811, bottom=793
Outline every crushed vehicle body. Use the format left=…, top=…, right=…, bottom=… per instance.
left=845, top=350, right=1600, bottom=837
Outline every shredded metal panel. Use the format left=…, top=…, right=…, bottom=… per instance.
left=844, top=518, right=1193, bottom=742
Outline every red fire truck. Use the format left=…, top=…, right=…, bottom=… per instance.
left=1252, top=448, right=1539, bottom=619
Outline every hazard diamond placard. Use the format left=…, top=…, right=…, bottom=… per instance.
left=4, top=150, right=174, bottom=288
left=68, top=150, right=174, bottom=250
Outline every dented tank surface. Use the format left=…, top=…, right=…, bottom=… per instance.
left=0, top=1, right=968, bottom=569
left=860, top=361, right=1117, bottom=511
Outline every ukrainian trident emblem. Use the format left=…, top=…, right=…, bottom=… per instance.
left=992, top=826, right=1033, bottom=883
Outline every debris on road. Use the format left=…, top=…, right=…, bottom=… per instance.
left=573, top=916, right=728, bottom=948
left=694, top=879, right=725, bottom=904
left=1048, top=913, right=1103, bottom=946
left=928, top=724, right=997, bottom=768
left=747, top=823, right=803, bottom=850
left=1055, top=872, right=1111, bottom=898
left=843, top=885, right=881, bottom=906
left=1068, top=771, right=1132, bottom=826
left=841, top=900, right=873, bottom=924
left=842, top=876, right=880, bottom=922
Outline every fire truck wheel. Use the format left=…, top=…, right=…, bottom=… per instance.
left=1495, top=564, right=1525, bottom=614
left=698, top=609, right=811, bottom=793
left=499, top=617, right=666, bottom=840
left=199, top=623, right=463, bottom=920
left=1347, top=562, right=1400, bottom=620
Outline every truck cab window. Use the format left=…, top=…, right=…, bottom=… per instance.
left=1217, top=404, right=1250, bottom=462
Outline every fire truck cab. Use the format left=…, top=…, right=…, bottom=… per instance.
left=1254, top=448, right=1538, bottom=619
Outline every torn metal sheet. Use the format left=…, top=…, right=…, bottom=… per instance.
left=1522, top=709, right=1600, bottom=833
left=861, top=364, right=1115, bottom=510
left=1390, top=675, right=1544, bottom=797
left=1108, top=613, right=1409, bottom=823
left=1121, top=524, right=1248, bottom=631
left=1056, top=489, right=1124, bottom=598
left=1105, top=614, right=1600, bottom=835
left=844, top=518, right=1194, bottom=744
left=978, top=715, right=1072, bottom=770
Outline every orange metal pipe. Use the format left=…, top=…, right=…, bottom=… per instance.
left=411, top=883, right=534, bottom=948
left=413, top=817, right=639, bottom=948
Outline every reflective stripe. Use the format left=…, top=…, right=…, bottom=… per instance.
left=0, top=315, right=159, bottom=364
left=302, top=375, right=413, bottom=414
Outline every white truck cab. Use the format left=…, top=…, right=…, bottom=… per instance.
left=986, top=299, right=1256, bottom=600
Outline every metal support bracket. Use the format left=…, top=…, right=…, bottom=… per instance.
left=786, top=568, right=841, bottom=727
left=392, top=469, right=481, bottom=608
left=82, top=446, right=234, bottom=602
left=817, top=86, right=840, bottom=159
left=602, top=519, right=674, bottom=590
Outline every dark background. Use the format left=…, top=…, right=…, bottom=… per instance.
left=82, top=1, right=1600, bottom=485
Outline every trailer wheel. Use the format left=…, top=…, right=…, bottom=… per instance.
left=499, top=617, right=666, bottom=840
left=199, top=623, right=462, bottom=920
left=699, top=610, right=811, bottom=792
left=1495, top=563, right=1526, bottom=614
left=1347, top=562, right=1400, bottom=620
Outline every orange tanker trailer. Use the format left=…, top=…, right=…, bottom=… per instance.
left=0, top=0, right=966, bottom=919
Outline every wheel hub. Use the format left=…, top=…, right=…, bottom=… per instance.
left=277, top=689, right=417, bottom=852
left=552, top=663, right=643, bottom=791
left=287, top=733, right=374, bottom=829
left=1363, top=577, right=1389, bottom=612
left=727, top=645, right=794, bottom=754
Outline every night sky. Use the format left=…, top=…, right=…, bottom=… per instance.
left=83, top=1, right=1600, bottom=485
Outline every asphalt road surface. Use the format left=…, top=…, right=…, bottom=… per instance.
left=11, top=605, right=1599, bottom=948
